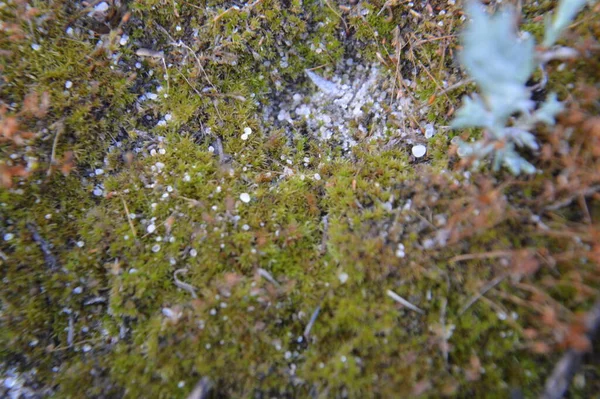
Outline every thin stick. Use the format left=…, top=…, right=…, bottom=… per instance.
left=177, top=69, right=203, bottom=97
left=135, top=48, right=164, bottom=58
left=320, top=215, right=329, bottom=255
left=459, top=274, right=506, bottom=316
left=175, top=41, right=216, bottom=91
left=257, top=268, right=280, bottom=287
left=174, top=268, right=198, bottom=298
left=449, top=250, right=513, bottom=263
left=440, top=298, right=449, bottom=367
left=67, top=315, right=74, bottom=347
left=47, top=120, right=64, bottom=176
left=177, top=70, right=246, bottom=101
left=27, top=223, right=59, bottom=270
left=46, top=337, right=104, bottom=353
left=414, top=34, right=458, bottom=46
left=515, top=282, right=573, bottom=317
left=417, top=58, right=452, bottom=104
left=187, top=377, right=213, bottom=399
left=325, top=0, right=349, bottom=34
left=387, top=289, right=425, bottom=314
left=161, top=57, right=171, bottom=94
left=121, top=198, right=137, bottom=238
left=304, top=304, right=322, bottom=339
left=541, top=299, right=600, bottom=399
left=153, top=22, right=217, bottom=92
left=432, top=78, right=474, bottom=98
left=544, top=185, right=600, bottom=212
left=172, top=0, right=180, bottom=17
left=213, top=6, right=238, bottom=23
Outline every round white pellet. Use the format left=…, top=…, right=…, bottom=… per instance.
left=411, top=144, right=427, bottom=158
left=240, top=193, right=251, bottom=203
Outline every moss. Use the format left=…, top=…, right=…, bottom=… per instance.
left=1, top=0, right=599, bottom=397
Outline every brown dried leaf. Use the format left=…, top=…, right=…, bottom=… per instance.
left=1, top=116, right=19, bottom=139
left=60, top=151, right=75, bottom=176
left=0, top=164, right=29, bottom=188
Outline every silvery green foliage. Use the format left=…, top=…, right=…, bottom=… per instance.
left=451, top=2, right=567, bottom=175
left=543, top=0, right=591, bottom=47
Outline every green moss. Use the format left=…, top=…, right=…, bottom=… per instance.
left=1, top=0, right=599, bottom=397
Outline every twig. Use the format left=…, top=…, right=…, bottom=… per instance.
left=440, top=298, right=449, bottom=367
left=541, top=299, right=600, bottom=399
left=170, top=40, right=216, bottom=91
left=303, top=304, right=322, bottom=340
left=515, top=282, right=574, bottom=317
left=377, top=0, right=410, bottom=16
left=153, top=22, right=218, bottom=96
left=135, top=48, right=170, bottom=93
left=459, top=274, right=506, bottom=316
left=83, top=297, right=106, bottom=306
left=544, top=185, right=600, bottom=212
left=324, top=0, right=349, bottom=34
left=537, top=46, right=579, bottom=64
left=257, top=268, right=280, bottom=287
left=215, top=136, right=226, bottom=164
left=174, top=269, right=198, bottom=298
left=493, top=290, right=545, bottom=315
left=121, top=197, right=137, bottom=238
left=387, top=289, right=425, bottom=314
left=408, top=210, right=436, bottom=230
left=187, top=377, right=213, bottom=399
left=135, top=48, right=164, bottom=58
left=67, top=315, right=74, bottom=347
left=46, top=337, right=104, bottom=352
left=176, top=70, right=246, bottom=101
left=578, top=193, right=592, bottom=225
left=47, top=119, right=64, bottom=176
left=320, top=215, right=329, bottom=255
left=161, top=57, right=170, bottom=94
left=431, top=78, right=473, bottom=99
left=449, top=250, right=513, bottom=263
left=414, top=34, right=459, bottom=46
left=213, top=5, right=239, bottom=23
left=173, top=194, right=203, bottom=207
left=172, top=0, right=180, bottom=17
left=27, top=223, right=59, bottom=270
left=417, top=57, right=450, bottom=100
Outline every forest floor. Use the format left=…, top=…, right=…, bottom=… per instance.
left=1, top=0, right=600, bottom=397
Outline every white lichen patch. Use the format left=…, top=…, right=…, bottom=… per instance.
left=261, top=59, right=425, bottom=153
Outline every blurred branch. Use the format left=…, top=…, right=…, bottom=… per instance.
left=540, top=298, right=600, bottom=399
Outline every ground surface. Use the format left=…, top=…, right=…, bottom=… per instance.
left=1, top=0, right=600, bottom=397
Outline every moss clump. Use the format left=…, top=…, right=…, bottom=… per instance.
left=1, top=0, right=599, bottom=398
